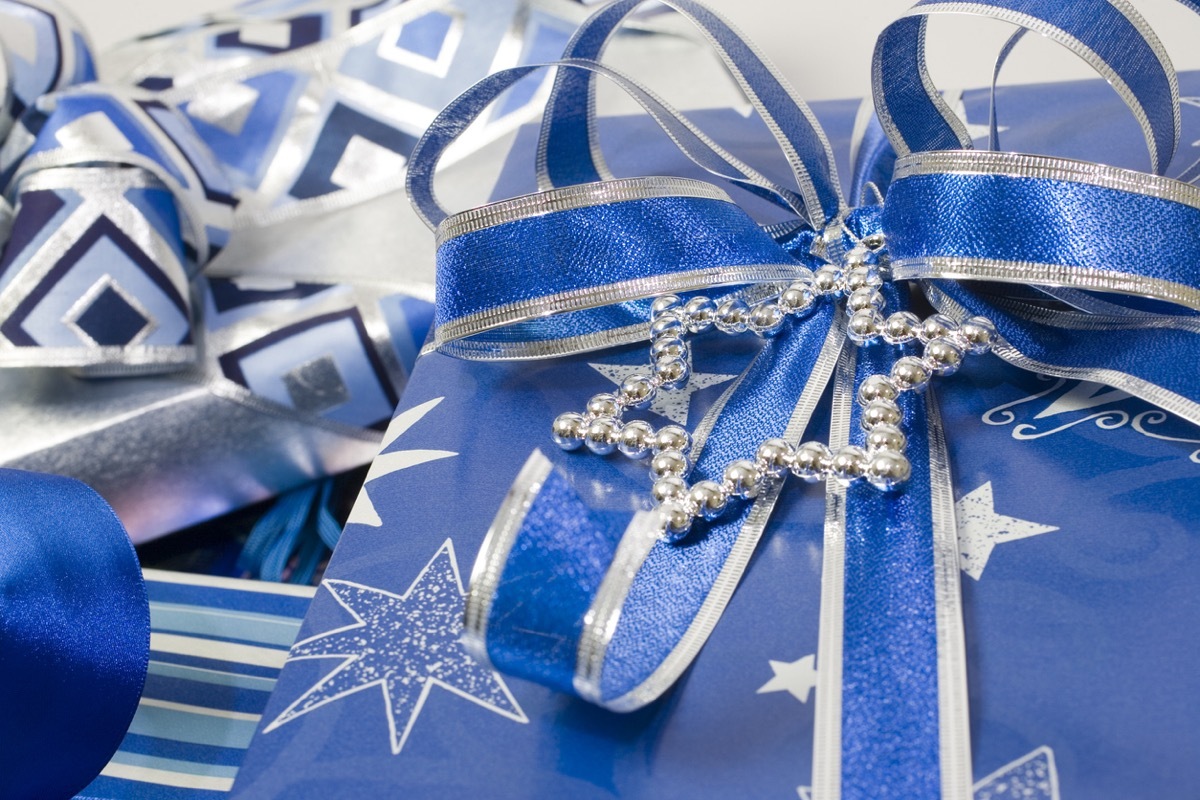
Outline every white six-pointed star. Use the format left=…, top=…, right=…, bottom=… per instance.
left=757, top=654, right=818, bottom=703
left=957, top=482, right=1059, bottom=580
left=263, top=539, right=527, bottom=754
left=589, top=361, right=736, bottom=426
left=346, top=396, right=457, bottom=527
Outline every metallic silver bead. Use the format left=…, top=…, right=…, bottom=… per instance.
left=844, top=246, right=869, bottom=268
left=881, top=311, right=920, bottom=345
left=813, top=265, right=843, bottom=295
left=687, top=480, right=729, bottom=520
left=779, top=282, right=816, bottom=316
left=923, top=337, right=964, bottom=376
left=847, top=309, right=884, bottom=346
left=650, top=449, right=691, bottom=480
left=865, top=423, right=906, bottom=453
left=866, top=450, right=911, bottom=491
left=857, top=374, right=899, bottom=406
left=551, top=412, right=586, bottom=451
left=715, top=298, right=750, bottom=334
left=650, top=314, right=685, bottom=340
left=618, top=420, right=656, bottom=459
left=659, top=500, right=695, bottom=541
left=890, top=355, right=931, bottom=391
left=654, top=424, right=692, bottom=454
left=650, top=335, right=685, bottom=362
left=584, top=417, right=621, bottom=455
left=918, top=313, right=959, bottom=345
left=790, top=441, right=832, bottom=481
left=862, top=233, right=886, bottom=251
left=748, top=303, right=786, bottom=337
left=861, top=399, right=903, bottom=430
left=756, top=438, right=795, bottom=478
left=683, top=296, right=718, bottom=333
left=651, top=475, right=689, bottom=504
left=586, top=392, right=620, bottom=419
left=830, top=445, right=869, bottom=485
left=654, top=356, right=690, bottom=390
left=618, top=374, right=656, bottom=409
left=651, top=294, right=683, bottom=318
left=846, top=288, right=884, bottom=312
left=957, top=315, right=995, bottom=355
left=845, top=266, right=882, bottom=292
left=722, top=459, right=762, bottom=498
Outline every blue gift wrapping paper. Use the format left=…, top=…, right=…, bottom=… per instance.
left=228, top=67, right=1200, bottom=799
left=77, top=570, right=315, bottom=800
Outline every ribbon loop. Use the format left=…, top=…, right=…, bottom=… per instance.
left=535, top=0, right=846, bottom=228
left=873, top=0, right=1180, bottom=174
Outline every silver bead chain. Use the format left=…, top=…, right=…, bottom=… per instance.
left=551, top=234, right=996, bottom=542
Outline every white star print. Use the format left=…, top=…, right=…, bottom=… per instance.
left=263, top=539, right=527, bottom=754
left=589, top=361, right=736, bottom=426
left=973, top=746, right=1060, bottom=800
left=756, top=654, right=817, bottom=703
left=346, top=397, right=457, bottom=527
left=956, top=482, right=1059, bottom=580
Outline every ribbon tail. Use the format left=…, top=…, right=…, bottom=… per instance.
left=467, top=303, right=844, bottom=710
left=812, top=295, right=972, bottom=800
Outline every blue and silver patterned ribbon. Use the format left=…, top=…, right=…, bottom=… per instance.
left=405, top=0, right=1200, bottom=798
left=0, top=468, right=150, bottom=800
left=0, top=0, right=597, bottom=542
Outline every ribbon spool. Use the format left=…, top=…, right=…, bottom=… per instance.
left=0, top=469, right=150, bottom=800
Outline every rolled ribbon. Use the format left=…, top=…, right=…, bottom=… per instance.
left=0, top=468, right=150, bottom=800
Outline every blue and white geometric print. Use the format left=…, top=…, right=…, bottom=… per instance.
left=263, top=540, right=527, bottom=755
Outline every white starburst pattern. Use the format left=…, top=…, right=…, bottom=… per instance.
left=756, top=654, right=818, bottom=703
left=263, top=539, right=527, bottom=754
left=589, top=361, right=736, bottom=426
left=346, top=397, right=457, bottom=527
left=957, top=482, right=1059, bottom=580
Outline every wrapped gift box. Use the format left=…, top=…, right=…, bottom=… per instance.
left=223, top=50, right=1200, bottom=799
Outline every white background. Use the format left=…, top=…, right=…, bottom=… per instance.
left=57, top=0, right=1200, bottom=102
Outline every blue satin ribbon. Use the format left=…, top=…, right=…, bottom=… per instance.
left=0, top=468, right=149, bottom=800
left=403, top=1, right=1200, bottom=798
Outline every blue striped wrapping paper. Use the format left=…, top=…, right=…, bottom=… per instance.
left=76, top=570, right=315, bottom=800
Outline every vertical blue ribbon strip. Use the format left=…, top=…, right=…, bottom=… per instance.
left=0, top=468, right=150, bottom=800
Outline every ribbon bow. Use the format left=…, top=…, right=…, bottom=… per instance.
left=407, top=0, right=1200, bottom=798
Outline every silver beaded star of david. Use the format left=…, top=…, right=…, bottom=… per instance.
left=551, top=233, right=995, bottom=542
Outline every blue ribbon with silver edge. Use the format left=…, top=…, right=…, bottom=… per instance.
left=0, top=468, right=150, bottom=799
left=406, top=0, right=1200, bottom=798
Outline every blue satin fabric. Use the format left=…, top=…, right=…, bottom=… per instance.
left=486, top=465, right=627, bottom=695
left=883, top=170, right=1200, bottom=305
left=537, top=0, right=845, bottom=227
left=602, top=302, right=836, bottom=700
left=840, top=292, right=941, bottom=799
left=873, top=0, right=1178, bottom=173
left=0, top=469, right=149, bottom=800
left=435, top=194, right=799, bottom=344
